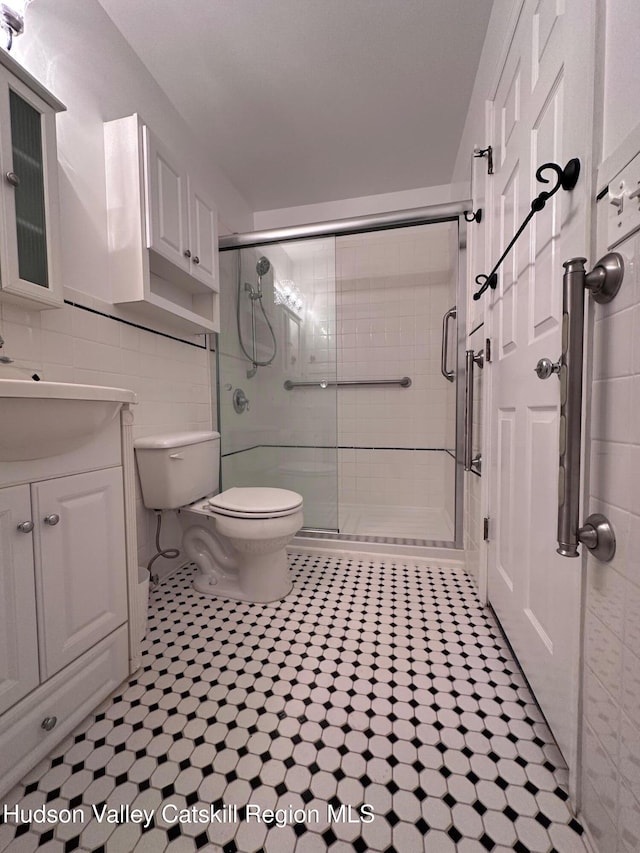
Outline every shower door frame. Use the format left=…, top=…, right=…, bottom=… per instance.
left=219, top=201, right=470, bottom=549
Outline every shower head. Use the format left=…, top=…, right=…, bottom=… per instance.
left=256, top=256, right=271, bottom=278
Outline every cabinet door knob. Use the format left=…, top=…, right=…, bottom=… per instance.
left=41, top=716, right=57, bottom=731
left=5, top=171, right=20, bottom=187
left=193, top=256, right=200, bottom=265
left=17, top=520, right=34, bottom=533
left=44, top=514, right=60, bottom=526
left=183, top=249, right=191, bottom=258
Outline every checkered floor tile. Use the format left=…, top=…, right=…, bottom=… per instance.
left=0, top=552, right=587, bottom=852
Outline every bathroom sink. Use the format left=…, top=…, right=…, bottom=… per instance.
left=0, top=379, right=136, bottom=461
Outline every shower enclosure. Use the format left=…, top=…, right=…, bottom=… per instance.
left=217, top=207, right=467, bottom=547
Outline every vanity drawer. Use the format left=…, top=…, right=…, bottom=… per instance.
left=0, top=625, right=128, bottom=798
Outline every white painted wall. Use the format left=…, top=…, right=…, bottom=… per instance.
left=0, top=0, right=253, bottom=576
left=253, top=182, right=469, bottom=231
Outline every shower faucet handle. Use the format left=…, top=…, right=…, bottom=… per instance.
left=233, top=388, right=250, bottom=413
left=535, top=357, right=561, bottom=380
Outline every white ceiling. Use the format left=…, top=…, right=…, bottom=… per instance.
left=98, top=0, right=494, bottom=213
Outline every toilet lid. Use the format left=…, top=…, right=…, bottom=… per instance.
left=207, top=487, right=303, bottom=518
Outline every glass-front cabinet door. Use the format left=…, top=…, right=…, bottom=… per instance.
left=0, top=56, right=64, bottom=309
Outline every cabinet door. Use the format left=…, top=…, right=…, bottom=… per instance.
left=143, top=125, right=190, bottom=273
left=32, top=468, right=127, bottom=680
left=188, top=181, right=218, bottom=288
left=0, top=485, right=39, bottom=715
left=0, top=68, right=62, bottom=308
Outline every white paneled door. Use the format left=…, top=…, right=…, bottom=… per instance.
left=485, top=0, right=595, bottom=775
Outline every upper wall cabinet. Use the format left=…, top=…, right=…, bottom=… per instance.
left=144, top=127, right=217, bottom=288
left=105, top=114, right=219, bottom=335
left=0, top=50, right=65, bottom=310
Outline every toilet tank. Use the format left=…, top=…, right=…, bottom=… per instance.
left=134, top=431, right=220, bottom=509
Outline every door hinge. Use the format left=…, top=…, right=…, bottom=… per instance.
left=485, top=337, right=492, bottom=363
left=483, top=517, right=490, bottom=541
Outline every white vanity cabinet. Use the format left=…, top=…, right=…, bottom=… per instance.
left=105, top=113, right=220, bottom=334
left=0, top=49, right=65, bottom=310
left=0, top=469, right=126, bottom=717
left=0, top=380, right=138, bottom=798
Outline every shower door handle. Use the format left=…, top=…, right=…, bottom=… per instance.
left=441, top=306, right=456, bottom=382
left=464, top=348, right=484, bottom=473
left=555, top=253, right=623, bottom=561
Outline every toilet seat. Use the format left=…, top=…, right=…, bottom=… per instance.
left=206, top=487, right=303, bottom=519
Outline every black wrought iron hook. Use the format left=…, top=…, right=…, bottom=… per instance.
left=473, top=158, right=580, bottom=301
left=464, top=209, right=482, bottom=223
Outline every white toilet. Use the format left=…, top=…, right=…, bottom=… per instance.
left=134, top=431, right=303, bottom=603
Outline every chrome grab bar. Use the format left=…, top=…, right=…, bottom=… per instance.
left=464, top=348, right=483, bottom=473
left=536, top=253, right=623, bottom=561
left=284, top=377, right=412, bottom=390
left=441, top=306, right=456, bottom=382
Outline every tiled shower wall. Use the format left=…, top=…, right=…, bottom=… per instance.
left=578, top=208, right=640, bottom=853
left=0, top=298, right=212, bottom=576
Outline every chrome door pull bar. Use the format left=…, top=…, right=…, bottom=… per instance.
left=441, top=306, right=456, bottom=383
left=464, top=348, right=484, bottom=473
left=555, top=253, right=623, bottom=560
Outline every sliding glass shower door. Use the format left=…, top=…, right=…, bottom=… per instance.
left=334, top=223, right=458, bottom=542
left=217, top=217, right=462, bottom=545
left=217, top=239, right=339, bottom=530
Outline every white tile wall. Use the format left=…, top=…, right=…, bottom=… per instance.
left=580, top=213, right=640, bottom=852
left=0, top=299, right=212, bottom=578
left=337, top=448, right=449, bottom=510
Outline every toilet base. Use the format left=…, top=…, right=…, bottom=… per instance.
left=192, top=572, right=293, bottom=603
left=182, top=509, right=301, bottom=604
left=191, top=546, right=293, bottom=603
